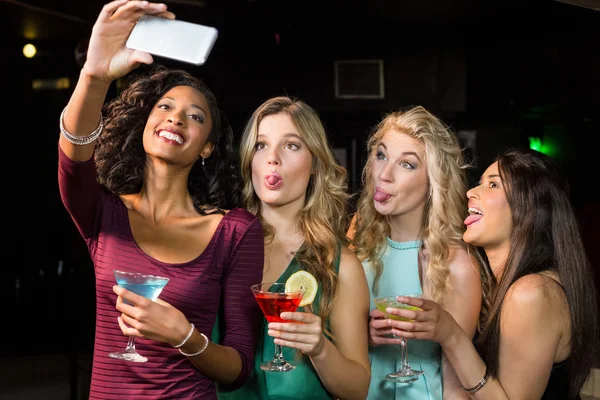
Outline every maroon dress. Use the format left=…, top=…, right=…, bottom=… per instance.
left=58, top=145, right=264, bottom=399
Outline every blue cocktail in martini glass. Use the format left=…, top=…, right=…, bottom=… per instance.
left=108, top=270, right=169, bottom=363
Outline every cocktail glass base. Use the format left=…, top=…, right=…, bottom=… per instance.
left=109, top=350, right=148, bottom=363
left=260, top=359, right=296, bottom=372
left=385, top=368, right=424, bottom=383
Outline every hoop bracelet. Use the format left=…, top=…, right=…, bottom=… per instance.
left=173, top=323, right=195, bottom=348
left=179, top=332, right=209, bottom=357
left=59, top=106, right=104, bottom=146
left=461, top=368, right=488, bottom=394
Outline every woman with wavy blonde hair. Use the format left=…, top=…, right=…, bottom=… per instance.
left=348, top=105, right=485, bottom=399
left=218, top=96, right=370, bottom=400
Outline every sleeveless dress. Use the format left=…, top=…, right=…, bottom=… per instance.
left=540, top=278, right=578, bottom=400
left=216, top=246, right=341, bottom=399
left=541, top=359, right=578, bottom=399
left=363, top=238, right=443, bottom=400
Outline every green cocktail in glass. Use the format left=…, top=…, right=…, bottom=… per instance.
left=374, top=294, right=424, bottom=383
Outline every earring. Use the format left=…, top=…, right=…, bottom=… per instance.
left=202, top=157, right=205, bottom=166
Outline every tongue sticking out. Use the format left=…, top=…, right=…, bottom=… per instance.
left=374, top=190, right=391, bottom=202
left=464, top=214, right=483, bottom=226
left=267, top=176, right=280, bottom=185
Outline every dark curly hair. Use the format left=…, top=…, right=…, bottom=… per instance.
left=94, top=65, right=241, bottom=213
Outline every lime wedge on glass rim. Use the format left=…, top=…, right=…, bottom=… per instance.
left=285, top=270, right=318, bottom=307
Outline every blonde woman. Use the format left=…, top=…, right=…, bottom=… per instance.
left=217, top=97, right=370, bottom=400
left=348, top=106, right=484, bottom=399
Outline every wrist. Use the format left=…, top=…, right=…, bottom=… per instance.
left=79, top=67, right=112, bottom=90
left=440, top=317, right=463, bottom=349
left=309, top=335, right=329, bottom=361
left=179, top=330, right=210, bottom=358
left=172, top=322, right=194, bottom=348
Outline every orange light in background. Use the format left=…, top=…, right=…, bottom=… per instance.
left=23, top=44, right=37, bottom=58
left=32, top=77, right=71, bottom=90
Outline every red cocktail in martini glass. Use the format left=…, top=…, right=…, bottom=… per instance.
left=251, top=282, right=303, bottom=372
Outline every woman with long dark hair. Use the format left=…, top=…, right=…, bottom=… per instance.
left=387, top=148, right=598, bottom=399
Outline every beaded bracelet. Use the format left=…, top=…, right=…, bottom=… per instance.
left=461, top=368, right=488, bottom=394
left=179, top=332, right=209, bottom=357
left=173, top=323, right=195, bottom=349
left=59, top=106, right=103, bottom=146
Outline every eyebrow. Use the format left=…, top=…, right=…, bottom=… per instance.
left=377, top=142, right=421, bottom=161
left=162, top=96, right=207, bottom=114
left=257, top=132, right=303, bottom=141
left=478, top=173, right=501, bottom=184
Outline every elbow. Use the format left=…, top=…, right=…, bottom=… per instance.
left=339, top=369, right=370, bottom=400
left=217, top=350, right=253, bottom=391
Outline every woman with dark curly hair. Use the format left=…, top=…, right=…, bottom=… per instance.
left=57, top=1, right=264, bottom=398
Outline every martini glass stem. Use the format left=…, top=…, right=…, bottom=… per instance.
left=273, top=344, right=285, bottom=363
left=400, top=337, right=410, bottom=370
left=124, top=336, right=137, bottom=353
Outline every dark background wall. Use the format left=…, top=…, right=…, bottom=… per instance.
left=1, top=0, right=599, bottom=370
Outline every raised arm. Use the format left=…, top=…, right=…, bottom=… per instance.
left=60, top=0, right=174, bottom=162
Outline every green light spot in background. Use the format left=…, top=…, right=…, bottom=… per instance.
left=529, top=136, right=543, bottom=152
left=528, top=136, right=561, bottom=158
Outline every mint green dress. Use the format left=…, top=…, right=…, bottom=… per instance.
left=364, top=238, right=442, bottom=400
left=216, top=248, right=340, bottom=400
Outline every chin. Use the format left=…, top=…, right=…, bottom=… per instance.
left=463, top=230, right=484, bottom=247
left=373, top=201, right=393, bottom=216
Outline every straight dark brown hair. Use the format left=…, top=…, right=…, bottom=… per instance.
left=474, top=148, right=598, bottom=399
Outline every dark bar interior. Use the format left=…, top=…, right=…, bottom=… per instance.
left=2, top=0, right=599, bottom=398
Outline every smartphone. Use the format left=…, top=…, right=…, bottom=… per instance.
left=126, top=15, right=218, bottom=66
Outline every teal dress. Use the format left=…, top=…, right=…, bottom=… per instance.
left=217, top=247, right=340, bottom=400
left=364, top=238, right=442, bottom=400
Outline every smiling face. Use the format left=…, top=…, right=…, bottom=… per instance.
left=463, top=161, right=513, bottom=251
left=142, top=85, right=214, bottom=166
left=251, top=112, right=313, bottom=209
left=370, top=130, right=429, bottom=220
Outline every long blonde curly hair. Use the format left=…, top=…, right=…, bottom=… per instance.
left=353, top=106, right=470, bottom=304
left=239, top=96, right=350, bottom=324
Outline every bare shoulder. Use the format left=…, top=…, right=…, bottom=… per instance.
left=338, top=245, right=365, bottom=280
left=504, top=274, right=561, bottom=313
left=333, top=245, right=369, bottom=308
left=501, top=273, right=568, bottom=345
left=446, top=244, right=480, bottom=281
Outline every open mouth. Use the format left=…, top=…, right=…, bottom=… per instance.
left=464, top=207, right=483, bottom=226
left=157, top=129, right=184, bottom=144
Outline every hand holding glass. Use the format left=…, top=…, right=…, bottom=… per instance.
left=109, top=270, right=170, bottom=363
left=374, top=294, right=424, bottom=383
left=251, top=282, right=303, bottom=372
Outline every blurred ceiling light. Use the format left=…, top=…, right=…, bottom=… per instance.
left=32, top=77, right=71, bottom=91
left=23, top=43, right=37, bottom=58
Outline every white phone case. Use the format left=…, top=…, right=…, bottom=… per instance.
left=126, top=15, right=218, bottom=66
